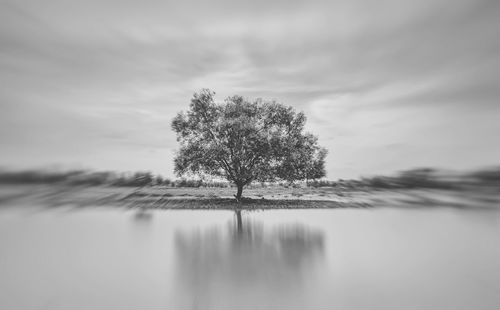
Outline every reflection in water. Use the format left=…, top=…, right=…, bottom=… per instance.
left=133, top=208, right=153, bottom=222
left=1, top=207, right=499, bottom=310
left=174, top=210, right=324, bottom=310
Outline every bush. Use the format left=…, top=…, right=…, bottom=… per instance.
left=0, top=170, right=84, bottom=184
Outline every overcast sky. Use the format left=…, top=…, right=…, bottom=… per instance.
left=1, top=0, right=499, bottom=179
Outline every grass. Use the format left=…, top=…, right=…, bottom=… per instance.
left=0, top=184, right=498, bottom=210
left=123, top=197, right=371, bottom=210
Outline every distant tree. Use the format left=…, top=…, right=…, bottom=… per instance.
left=171, top=89, right=327, bottom=201
left=468, top=167, right=500, bottom=184
left=155, top=175, right=164, bottom=186
left=133, top=171, right=153, bottom=187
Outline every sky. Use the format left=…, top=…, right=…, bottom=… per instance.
left=0, top=0, right=499, bottom=179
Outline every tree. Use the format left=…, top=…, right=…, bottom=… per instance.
left=132, top=171, right=153, bottom=187
left=171, top=89, right=327, bottom=201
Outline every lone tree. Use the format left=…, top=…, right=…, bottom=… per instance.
left=172, top=89, right=327, bottom=201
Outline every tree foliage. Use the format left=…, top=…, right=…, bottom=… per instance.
left=171, top=89, right=327, bottom=200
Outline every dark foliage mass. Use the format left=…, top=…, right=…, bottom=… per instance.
left=171, top=89, right=327, bottom=200
left=0, top=167, right=499, bottom=191
left=0, top=169, right=228, bottom=188
left=0, top=170, right=159, bottom=187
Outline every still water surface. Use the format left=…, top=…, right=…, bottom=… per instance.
left=1, top=206, right=499, bottom=310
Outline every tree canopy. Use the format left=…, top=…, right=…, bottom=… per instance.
left=171, top=89, right=327, bottom=201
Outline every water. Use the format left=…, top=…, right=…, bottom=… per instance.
left=0, top=206, right=499, bottom=310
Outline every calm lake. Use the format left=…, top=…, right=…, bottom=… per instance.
left=1, top=206, right=499, bottom=310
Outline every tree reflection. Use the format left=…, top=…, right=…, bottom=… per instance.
left=173, top=210, right=324, bottom=310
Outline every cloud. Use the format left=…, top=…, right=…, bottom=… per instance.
left=1, top=0, right=499, bottom=178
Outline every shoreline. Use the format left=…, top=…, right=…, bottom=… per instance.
left=0, top=184, right=498, bottom=210
left=120, top=197, right=372, bottom=210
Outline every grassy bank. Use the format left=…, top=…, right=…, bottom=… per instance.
left=0, top=184, right=498, bottom=210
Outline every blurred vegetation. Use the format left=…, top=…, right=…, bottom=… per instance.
left=307, top=167, right=500, bottom=190
left=0, top=169, right=231, bottom=188
left=0, top=167, right=499, bottom=190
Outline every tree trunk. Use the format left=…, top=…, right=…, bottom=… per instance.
left=235, top=183, right=244, bottom=202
